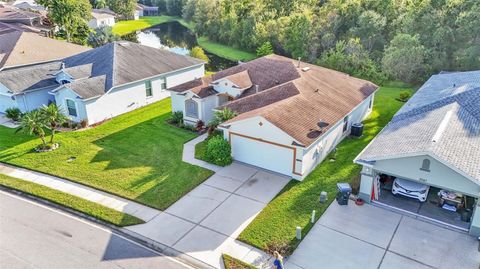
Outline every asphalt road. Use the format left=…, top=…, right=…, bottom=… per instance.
left=0, top=191, right=194, bottom=269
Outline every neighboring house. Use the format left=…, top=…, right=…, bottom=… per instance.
left=88, top=8, right=116, bottom=29
left=0, top=41, right=205, bottom=125
left=0, top=25, right=90, bottom=70
left=168, top=55, right=378, bottom=180
left=134, top=3, right=158, bottom=20
left=0, top=5, right=50, bottom=35
left=354, top=70, right=480, bottom=236
left=0, top=5, right=42, bottom=26
left=13, top=1, right=46, bottom=12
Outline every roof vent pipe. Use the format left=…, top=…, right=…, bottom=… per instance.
left=255, top=84, right=259, bottom=93
left=297, top=57, right=301, bottom=68
left=61, top=62, right=65, bottom=70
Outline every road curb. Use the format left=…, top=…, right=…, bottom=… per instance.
left=0, top=186, right=215, bottom=269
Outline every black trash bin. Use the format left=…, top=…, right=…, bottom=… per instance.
left=336, top=183, right=352, bottom=205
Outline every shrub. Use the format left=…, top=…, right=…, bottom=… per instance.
left=398, top=90, right=411, bottom=102
left=80, top=119, right=88, bottom=128
left=5, top=107, right=22, bottom=121
left=196, top=120, right=205, bottom=131
left=171, top=111, right=184, bottom=124
left=205, top=136, right=232, bottom=166
left=61, top=121, right=70, bottom=128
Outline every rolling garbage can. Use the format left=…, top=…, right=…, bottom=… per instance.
left=336, top=183, right=352, bottom=205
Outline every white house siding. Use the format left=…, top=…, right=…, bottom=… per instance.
left=301, top=95, right=373, bottom=176
left=53, top=88, right=87, bottom=122
left=84, top=65, right=203, bottom=125
left=88, top=17, right=115, bottom=28
left=222, top=116, right=302, bottom=177
left=371, top=155, right=480, bottom=198
left=214, top=78, right=243, bottom=97
left=201, top=95, right=217, bottom=123
left=15, top=88, right=55, bottom=113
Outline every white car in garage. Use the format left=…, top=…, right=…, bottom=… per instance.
left=392, top=178, right=430, bottom=202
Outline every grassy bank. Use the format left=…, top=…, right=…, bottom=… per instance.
left=0, top=99, right=213, bottom=210
left=198, top=37, right=256, bottom=62
left=0, top=174, right=144, bottom=226
left=238, top=86, right=413, bottom=253
left=112, top=16, right=190, bottom=35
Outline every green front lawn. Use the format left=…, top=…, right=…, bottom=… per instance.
left=0, top=99, right=214, bottom=210
left=197, top=37, right=257, bottom=62
left=0, top=174, right=144, bottom=226
left=112, top=16, right=188, bottom=36
left=238, top=86, right=414, bottom=253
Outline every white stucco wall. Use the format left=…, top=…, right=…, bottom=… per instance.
left=213, top=78, right=243, bottom=97
left=170, top=93, right=185, bottom=113
left=372, top=155, right=480, bottom=198
left=83, top=65, right=203, bottom=125
left=301, top=95, right=373, bottom=176
left=88, top=16, right=115, bottom=28
left=53, top=88, right=88, bottom=122
left=0, top=95, right=16, bottom=113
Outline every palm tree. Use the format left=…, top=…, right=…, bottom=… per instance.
left=41, top=103, right=68, bottom=144
left=16, top=110, right=47, bottom=148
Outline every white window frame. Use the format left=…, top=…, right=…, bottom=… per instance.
left=65, top=98, right=77, bottom=117
left=160, top=77, right=167, bottom=91
left=342, top=116, right=349, bottom=133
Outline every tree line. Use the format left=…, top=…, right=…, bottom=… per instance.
left=176, top=0, right=479, bottom=84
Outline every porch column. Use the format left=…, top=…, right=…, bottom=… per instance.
left=469, top=198, right=480, bottom=237
left=359, top=165, right=374, bottom=203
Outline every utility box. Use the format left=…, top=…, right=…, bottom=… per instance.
left=351, top=123, right=364, bottom=137
left=336, top=183, right=352, bottom=205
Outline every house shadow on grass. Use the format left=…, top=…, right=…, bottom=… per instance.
left=89, top=114, right=213, bottom=210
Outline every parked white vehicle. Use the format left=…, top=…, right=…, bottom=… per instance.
left=392, top=178, right=430, bottom=202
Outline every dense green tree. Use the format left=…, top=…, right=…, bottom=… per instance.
left=88, top=26, right=120, bottom=47
left=256, top=41, right=274, bottom=57
left=37, top=0, right=92, bottom=43
left=95, top=0, right=106, bottom=8
left=349, top=10, right=386, bottom=53
left=382, top=34, right=428, bottom=83
left=166, top=0, right=183, bottom=15
left=106, top=0, right=136, bottom=19
left=189, top=46, right=209, bottom=62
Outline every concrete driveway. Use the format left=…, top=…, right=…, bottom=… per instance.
left=126, top=162, right=291, bottom=268
left=286, top=202, right=480, bottom=269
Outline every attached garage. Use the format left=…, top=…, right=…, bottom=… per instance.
left=230, top=132, right=295, bottom=176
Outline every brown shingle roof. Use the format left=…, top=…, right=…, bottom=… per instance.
left=0, top=29, right=90, bottom=69
left=169, top=76, right=218, bottom=98
left=223, top=70, right=252, bottom=89
left=223, top=55, right=378, bottom=146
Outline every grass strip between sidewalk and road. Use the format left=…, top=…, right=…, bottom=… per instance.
left=222, top=254, right=256, bottom=269
left=0, top=173, right=144, bottom=227
left=238, top=86, right=414, bottom=254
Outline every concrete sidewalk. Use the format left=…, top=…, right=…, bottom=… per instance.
left=0, top=163, right=161, bottom=222
left=0, top=134, right=291, bottom=268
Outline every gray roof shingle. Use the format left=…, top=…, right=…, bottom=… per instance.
left=0, top=41, right=204, bottom=99
left=356, top=70, right=480, bottom=182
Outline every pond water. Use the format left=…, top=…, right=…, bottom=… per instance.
left=122, top=21, right=237, bottom=72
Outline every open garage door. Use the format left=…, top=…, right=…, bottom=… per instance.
left=230, top=133, right=294, bottom=176
left=373, top=174, right=476, bottom=231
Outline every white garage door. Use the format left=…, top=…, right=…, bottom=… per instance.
left=231, top=133, right=294, bottom=176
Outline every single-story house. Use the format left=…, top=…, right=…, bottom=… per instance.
left=133, top=3, right=158, bottom=20
left=13, top=1, right=46, bottom=12
left=0, top=41, right=205, bottom=124
left=0, top=25, right=90, bottom=70
left=0, top=5, right=42, bottom=26
left=354, top=70, right=480, bottom=236
left=168, top=55, right=378, bottom=180
left=88, top=8, right=116, bottom=29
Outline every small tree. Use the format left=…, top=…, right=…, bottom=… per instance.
left=189, top=46, right=209, bottom=63
left=208, top=108, right=237, bottom=134
left=41, top=103, right=68, bottom=144
left=88, top=26, right=120, bottom=47
left=256, top=41, right=274, bottom=57
left=16, top=110, right=48, bottom=148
